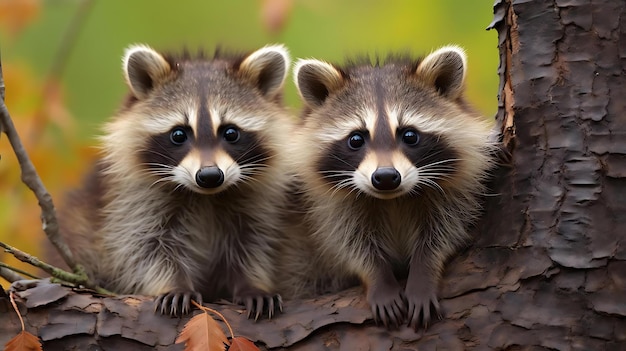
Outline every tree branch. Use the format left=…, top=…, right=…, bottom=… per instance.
left=0, top=100, right=79, bottom=271
left=0, top=267, right=26, bottom=283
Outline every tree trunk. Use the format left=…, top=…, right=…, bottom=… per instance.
left=2, top=0, right=625, bottom=349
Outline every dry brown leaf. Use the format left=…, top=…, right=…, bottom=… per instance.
left=4, top=331, right=43, bottom=351
left=6, top=291, right=42, bottom=350
left=175, top=312, right=229, bottom=351
left=229, top=337, right=260, bottom=351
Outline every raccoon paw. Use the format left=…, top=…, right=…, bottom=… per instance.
left=154, top=289, right=203, bottom=316
left=366, top=283, right=407, bottom=329
left=405, top=285, right=442, bottom=330
left=234, top=292, right=283, bottom=320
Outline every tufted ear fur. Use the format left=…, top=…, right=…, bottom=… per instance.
left=294, top=59, right=344, bottom=108
left=239, top=44, right=290, bottom=100
left=415, top=45, right=467, bottom=100
left=123, top=44, right=172, bottom=100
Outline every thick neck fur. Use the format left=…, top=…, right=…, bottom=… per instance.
left=96, top=158, right=288, bottom=297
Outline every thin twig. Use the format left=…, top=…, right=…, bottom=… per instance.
left=0, top=241, right=68, bottom=278
left=9, top=291, right=25, bottom=331
left=0, top=241, right=114, bottom=295
left=0, top=263, right=37, bottom=280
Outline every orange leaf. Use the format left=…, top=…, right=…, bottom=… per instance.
left=0, top=0, right=40, bottom=38
left=260, top=0, right=293, bottom=34
left=4, top=331, right=43, bottom=351
left=229, top=337, right=260, bottom=351
left=175, top=312, right=229, bottom=351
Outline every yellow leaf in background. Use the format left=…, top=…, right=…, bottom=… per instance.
left=175, top=312, right=229, bottom=351
left=4, top=330, right=43, bottom=351
left=2, top=61, right=39, bottom=117
left=0, top=0, right=41, bottom=38
left=33, top=77, right=75, bottom=137
left=0, top=59, right=85, bottom=287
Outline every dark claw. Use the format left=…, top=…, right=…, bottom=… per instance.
left=268, top=296, right=275, bottom=319
left=181, top=293, right=191, bottom=315
left=255, top=296, right=264, bottom=321
left=171, top=293, right=180, bottom=316
left=244, top=297, right=254, bottom=319
left=277, top=295, right=283, bottom=313
left=154, top=295, right=163, bottom=313
left=153, top=289, right=202, bottom=316
left=406, top=291, right=441, bottom=330
left=235, top=293, right=282, bottom=320
left=367, top=285, right=407, bottom=329
left=370, top=298, right=404, bottom=328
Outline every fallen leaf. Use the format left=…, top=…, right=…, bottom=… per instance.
left=175, top=312, right=229, bottom=351
left=4, top=331, right=43, bottom=351
left=229, top=336, right=260, bottom=351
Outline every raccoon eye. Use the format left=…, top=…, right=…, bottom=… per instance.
left=170, top=128, right=188, bottom=145
left=402, top=129, right=419, bottom=146
left=348, top=132, right=365, bottom=150
left=223, top=127, right=240, bottom=143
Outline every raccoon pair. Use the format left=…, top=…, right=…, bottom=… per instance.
left=58, top=43, right=494, bottom=329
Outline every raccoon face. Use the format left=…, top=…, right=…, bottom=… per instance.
left=324, top=123, right=459, bottom=200
left=110, top=44, right=289, bottom=195
left=295, top=46, right=484, bottom=200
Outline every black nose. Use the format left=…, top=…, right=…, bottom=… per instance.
left=371, top=167, right=401, bottom=191
left=195, top=166, right=224, bottom=188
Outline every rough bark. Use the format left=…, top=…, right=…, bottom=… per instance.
left=2, top=0, right=626, bottom=349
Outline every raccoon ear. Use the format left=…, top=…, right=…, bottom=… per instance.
left=239, top=44, right=290, bottom=99
left=123, top=44, right=172, bottom=100
left=294, top=59, right=344, bottom=108
left=416, top=45, right=467, bottom=100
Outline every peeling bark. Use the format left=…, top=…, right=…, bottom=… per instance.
left=1, top=0, right=625, bottom=349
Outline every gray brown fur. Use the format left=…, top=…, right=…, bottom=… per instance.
left=58, top=44, right=293, bottom=318
left=282, top=46, right=495, bottom=329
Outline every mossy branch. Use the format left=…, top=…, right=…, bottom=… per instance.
left=0, top=241, right=113, bottom=295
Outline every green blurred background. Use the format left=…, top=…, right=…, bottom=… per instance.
left=0, top=0, right=497, bottom=282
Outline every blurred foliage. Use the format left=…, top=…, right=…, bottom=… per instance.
left=0, top=0, right=497, bottom=284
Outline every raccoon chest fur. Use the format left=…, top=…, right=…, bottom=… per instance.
left=307, top=196, right=425, bottom=274
left=376, top=199, right=424, bottom=262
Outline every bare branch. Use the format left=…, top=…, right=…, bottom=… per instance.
left=0, top=266, right=26, bottom=283
left=0, top=101, right=78, bottom=270
left=0, top=262, right=41, bottom=282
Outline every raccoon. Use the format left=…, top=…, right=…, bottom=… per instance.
left=58, top=44, right=292, bottom=318
left=287, top=46, right=494, bottom=329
